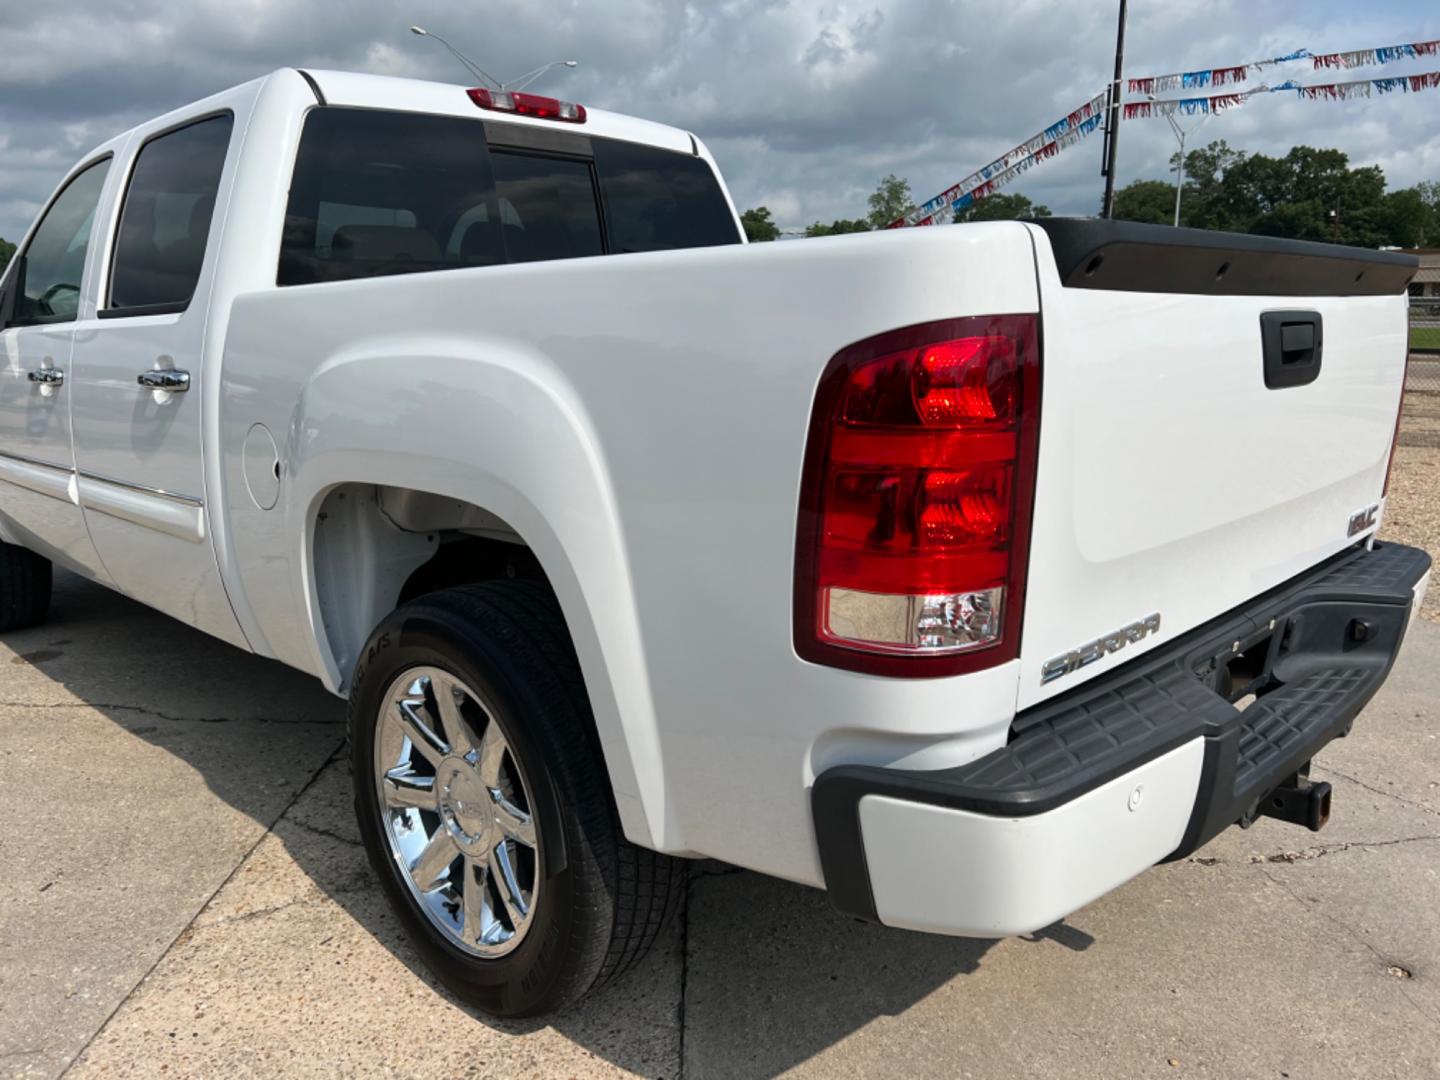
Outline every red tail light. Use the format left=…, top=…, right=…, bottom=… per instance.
left=794, top=315, right=1042, bottom=676
left=468, top=87, right=587, bottom=123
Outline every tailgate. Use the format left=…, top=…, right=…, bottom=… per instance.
left=1017, top=219, right=1416, bottom=709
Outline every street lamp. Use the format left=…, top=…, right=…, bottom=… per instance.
left=1148, top=94, right=1208, bottom=227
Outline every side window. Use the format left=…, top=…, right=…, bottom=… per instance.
left=488, top=152, right=604, bottom=264
left=280, top=109, right=502, bottom=286
left=107, top=114, right=233, bottom=313
left=591, top=140, right=741, bottom=254
left=7, top=159, right=111, bottom=327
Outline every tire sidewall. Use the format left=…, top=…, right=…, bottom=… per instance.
left=349, top=602, right=593, bottom=1016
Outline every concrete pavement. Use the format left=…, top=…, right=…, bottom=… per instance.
left=1, top=572, right=1437, bottom=1079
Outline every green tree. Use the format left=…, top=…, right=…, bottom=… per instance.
left=866, top=174, right=913, bottom=228
left=1394, top=181, right=1440, bottom=247
left=1169, top=140, right=1248, bottom=231
left=739, top=207, right=780, bottom=242
left=1112, top=180, right=1178, bottom=225
left=952, top=192, right=1052, bottom=223
left=804, top=218, right=871, bottom=237
left=0, top=238, right=14, bottom=277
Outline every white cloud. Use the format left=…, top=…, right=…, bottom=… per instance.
left=0, top=0, right=1437, bottom=240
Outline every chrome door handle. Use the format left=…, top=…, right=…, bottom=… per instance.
left=137, top=370, right=190, bottom=392
left=27, top=369, right=64, bottom=386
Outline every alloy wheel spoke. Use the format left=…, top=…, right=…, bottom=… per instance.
left=429, top=673, right=474, bottom=757
left=461, top=854, right=490, bottom=945
left=410, top=829, right=458, bottom=892
left=491, top=792, right=536, bottom=848
left=395, top=697, right=448, bottom=767
left=383, top=771, right=437, bottom=812
left=489, top=842, right=529, bottom=927
left=475, top=722, right=508, bottom=788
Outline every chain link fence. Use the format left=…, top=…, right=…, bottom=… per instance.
left=1403, top=303, right=1440, bottom=447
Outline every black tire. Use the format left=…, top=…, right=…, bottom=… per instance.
left=348, top=580, right=685, bottom=1017
left=0, top=540, right=52, bottom=632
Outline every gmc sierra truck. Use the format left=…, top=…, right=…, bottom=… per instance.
left=0, top=68, right=1428, bottom=1017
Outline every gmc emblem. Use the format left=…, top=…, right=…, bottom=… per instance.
left=1348, top=503, right=1379, bottom=538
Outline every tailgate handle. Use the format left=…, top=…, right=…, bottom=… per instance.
left=1260, top=311, right=1322, bottom=389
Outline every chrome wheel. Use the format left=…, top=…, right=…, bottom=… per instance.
left=374, top=666, right=541, bottom=957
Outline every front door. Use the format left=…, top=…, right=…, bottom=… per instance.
left=68, top=111, right=247, bottom=647
left=0, top=157, right=113, bottom=579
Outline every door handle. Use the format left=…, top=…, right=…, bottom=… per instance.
left=137, top=370, right=190, bottom=392
left=1260, top=311, right=1323, bottom=390
left=27, top=369, right=64, bottom=386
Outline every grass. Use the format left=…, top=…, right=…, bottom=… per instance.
left=1413, top=325, right=1440, bottom=352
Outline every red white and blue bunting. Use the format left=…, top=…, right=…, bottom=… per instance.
left=893, top=91, right=1107, bottom=228
left=1124, top=70, right=1440, bottom=119
left=1128, top=49, right=1308, bottom=95
left=1312, top=40, right=1440, bottom=70
left=892, top=36, right=1440, bottom=231
left=1128, top=38, right=1440, bottom=95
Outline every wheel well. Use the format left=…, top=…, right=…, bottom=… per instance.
left=311, top=484, right=551, bottom=689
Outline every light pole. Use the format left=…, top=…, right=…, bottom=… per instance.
left=1148, top=95, right=1206, bottom=227
left=1100, top=0, right=1129, bottom=218
left=1166, top=117, right=1186, bottom=226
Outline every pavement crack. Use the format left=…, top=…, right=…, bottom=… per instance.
left=1314, top=764, right=1440, bottom=819
left=1259, top=866, right=1440, bottom=1030
left=57, top=735, right=348, bottom=1078
left=0, top=700, right=339, bottom=726
left=1248, top=834, right=1440, bottom=864
left=0, top=1047, right=47, bottom=1060
left=282, top=815, right=363, bottom=848
left=217, top=898, right=313, bottom=926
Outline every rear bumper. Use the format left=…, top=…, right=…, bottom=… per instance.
left=812, top=541, right=1432, bottom=936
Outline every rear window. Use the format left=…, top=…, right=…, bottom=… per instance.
left=592, top=138, right=739, bottom=254
left=489, top=151, right=604, bottom=264
left=279, top=107, right=739, bottom=286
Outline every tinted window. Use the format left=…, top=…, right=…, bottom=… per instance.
left=109, top=114, right=232, bottom=311
left=278, top=108, right=740, bottom=286
left=489, top=152, right=604, bottom=264
left=9, top=159, right=110, bottom=326
left=280, top=109, right=502, bottom=286
left=593, top=140, right=740, bottom=253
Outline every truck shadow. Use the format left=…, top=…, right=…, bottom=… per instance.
left=8, top=571, right=1092, bottom=1078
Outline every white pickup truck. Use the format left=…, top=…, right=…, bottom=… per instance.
left=0, top=68, right=1429, bottom=1017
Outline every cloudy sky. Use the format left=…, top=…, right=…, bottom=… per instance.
left=2, top=0, right=1438, bottom=241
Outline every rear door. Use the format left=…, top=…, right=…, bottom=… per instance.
left=1018, top=220, right=1413, bottom=707
left=0, top=156, right=114, bottom=578
left=67, top=110, right=248, bottom=647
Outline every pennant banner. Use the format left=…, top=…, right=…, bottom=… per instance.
left=891, top=90, right=1107, bottom=228
left=1127, top=70, right=1440, bottom=119
left=1129, top=38, right=1439, bottom=95
left=900, top=111, right=1105, bottom=227
left=1128, top=48, right=1309, bottom=95
left=1312, top=40, right=1440, bottom=70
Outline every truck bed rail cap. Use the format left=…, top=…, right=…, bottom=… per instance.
left=1031, top=217, right=1418, bottom=297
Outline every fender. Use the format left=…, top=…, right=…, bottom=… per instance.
left=218, top=326, right=674, bottom=851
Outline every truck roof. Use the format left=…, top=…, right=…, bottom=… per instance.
left=302, top=69, right=697, bottom=156
left=76, top=68, right=700, bottom=179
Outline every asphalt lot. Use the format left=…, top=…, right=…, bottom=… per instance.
left=2, top=571, right=1437, bottom=1080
